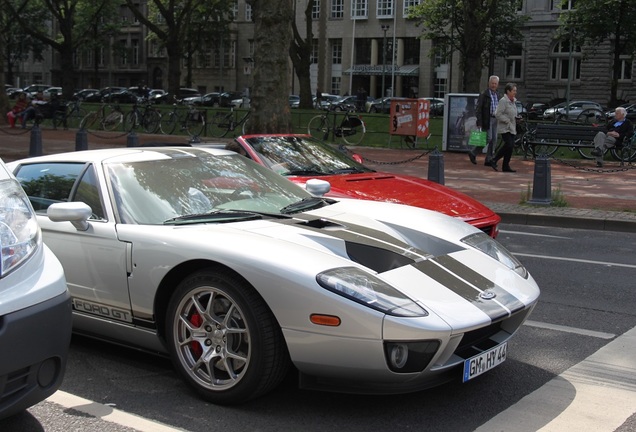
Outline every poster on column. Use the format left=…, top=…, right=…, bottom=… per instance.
left=442, top=93, right=480, bottom=152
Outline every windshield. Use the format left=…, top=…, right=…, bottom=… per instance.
left=244, top=135, right=373, bottom=176
left=106, top=150, right=315, bottom=224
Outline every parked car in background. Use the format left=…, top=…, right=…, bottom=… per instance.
left=605, top=103, right=636, bottom=121
left=0, top=158, right=72, bottom=420
left=7, top=146, right=539, bottom=404
left=515, top=101, right=527, bottom=116
left=527, top=102, right=549, bottom=120
left=231, top=134, right=501, bottom=237
left=43, top=87, right=63, bottom=100
left=218, top=91, right=243, bottom=107
left=423, top=97, right=445, bottom=116
left=148, top=89, right=166, bottom=103
left=73, top=88, right=99, bottom=101
left=289, top=95, right=300, bottom=107
left=152, top=88, right=201, bottom=104
left=108, top=88, right=143, bottom=104
left=542, top=100, right=603, bottom=121
left=329, top=95, right=375, bottom=112
left=367, top=96, right=393, bottom=113
left=5, top=87, right=23, bottom=99
left=22, top=84, right=52, bottom=98
left=83, top=87, right=127, bottom=103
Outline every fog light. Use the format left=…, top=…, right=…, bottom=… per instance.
left=389, top=343, right=408, bottom=369
left=384, top=340, right=440, bottom=373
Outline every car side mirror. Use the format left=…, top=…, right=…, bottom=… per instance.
left=47, top=202, right=93, bottom=231
left=305, top=179, right=331, bottom=197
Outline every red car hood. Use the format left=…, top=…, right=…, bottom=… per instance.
left=289, top=171, right=497, bottom=224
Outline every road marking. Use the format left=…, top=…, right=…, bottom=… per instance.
left=525, top=320, right=615, bottom=340
left=474, top=325, right=636, bottom=432
left=47, top=391, right=187, bottom=432
left=499, top=229, right=570, bottom=239
left=513, top=252, right=636, bottom=269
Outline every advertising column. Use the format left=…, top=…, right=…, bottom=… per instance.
left=442, top=93, right=480, bottom=151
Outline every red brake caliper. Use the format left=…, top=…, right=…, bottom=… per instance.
left=189, top=312, right=203, bottom=358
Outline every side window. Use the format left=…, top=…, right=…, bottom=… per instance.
left=73, top=165, right=106, bottom=220
left=14, top=163, right=85, bottom=213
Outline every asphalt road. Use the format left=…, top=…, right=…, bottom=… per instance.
left=2, top=223, right=635, bottom=432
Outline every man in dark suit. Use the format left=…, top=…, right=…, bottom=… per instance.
left=591, top=106, right=633, bottom=167
left=469, top=75, right=500, bottom=166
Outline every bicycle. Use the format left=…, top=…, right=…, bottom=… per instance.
left=207, top=106, right=250, bottom=138
left=123, top=98, right=161, bottom=133
left=80, top=101, right=124, bottom=131
left=53, top=99, right=87, bottom=130
left=159, top=103, right=206, bottom=136
left=307, top=107, right=366, bottom=145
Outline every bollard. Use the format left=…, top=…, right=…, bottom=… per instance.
left=126, top=131, right=139, bottom=147
left=29, top=124, right=43, bottom=157
left=528, top=155, right=552, bottom=205
left=75, top=128, right=88, bottom=151
left=427, top=147, right=445, bottom=185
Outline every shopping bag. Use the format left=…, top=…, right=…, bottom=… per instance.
left=469, top=129, right=487, bottom=147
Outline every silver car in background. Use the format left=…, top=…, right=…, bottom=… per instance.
left=0, top=159, right=71, bottom=420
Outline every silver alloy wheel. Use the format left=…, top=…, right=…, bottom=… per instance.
left=173, top=286, right=251, bottom=391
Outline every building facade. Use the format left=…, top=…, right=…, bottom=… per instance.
left=13, top=0, right=635, bottom=107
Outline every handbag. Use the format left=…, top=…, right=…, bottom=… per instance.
left=469, top=129, right=487, bottom=147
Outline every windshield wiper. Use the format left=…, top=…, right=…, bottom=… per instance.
left=279, top=197, right=331, bottom=214
left=163, top=210, right=263, bottom=225
left=284, top=168, right=327, bottom=176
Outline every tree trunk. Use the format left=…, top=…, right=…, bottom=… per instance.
left=249, top=0, right=293, bottom=133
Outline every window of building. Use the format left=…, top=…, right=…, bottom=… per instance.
left=434, top=78, right=447, bottom=99
left=331, top=0, right=344, bottom=19
left=355, top=38, right=371, bottom=64
left=402, top=38, right=420, bottom=65
left=505, top=43, right=523, bottom=80
left=332, top=39, right=342, bottom=64
left=312, top=0, right=320, bottom=19
left=214, top=41, right=236, bottom=69
left=232, top=0, right=238, bottom=20
left=86, top=50, right=93, bottom=67
left=552, top=0, right=576, bottom=10
left=377, top=0, right=394, bottom=18
left=120, top=40, right=128, bottom=66
left=351, top=0, right=368, bottom=19
left=98, top=47, right=104, bottom=66
left=549, top=39, right=581, bottom=81
left=73, top=50, right=79, bottom=68
left=132, top=40, right=139, bottom=65
left=403, top=0, right=420, bottom=16
left=245, top=3, right=252, bottom=21
left=331, top=76, right=341, bottom=95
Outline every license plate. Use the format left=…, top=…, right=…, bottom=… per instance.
left=462, top=342, right=507, bottom=382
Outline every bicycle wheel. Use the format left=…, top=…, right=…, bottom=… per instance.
left=578, top=142, right=605, bottom=160
left=241, top=116, right=250, bottom=135
left=65, top=108, right=87, bottom=129
left=123, top=111, right=138, bottom=132
left=143, top=110, right=161, bottom=134
left=102, top=106, right=123, bottom=131
left=80, top=112, right=98, bottom=130
left=185, top=109, right=206, bottom=137
left=576, top=108, right=606, bottom=127
left=531, top=139, right=558, bottom=157
left=308, top=115, right=329, bottom=141
left=610, top=145, right=636, bottom=162
left=207, top=113, right=231, bottom=138
left=160, top=112, right=178, bottom=135
left=341, top=115, right=366, bottom=145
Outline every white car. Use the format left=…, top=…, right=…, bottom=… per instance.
left=0, top=159, right=71, bottom=419
left=8, top=147, right=540, bottom=404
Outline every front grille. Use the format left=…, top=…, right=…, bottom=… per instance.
left=454, top=321, right=502, bottom=358
left=0, top=366, right=31, bottom=404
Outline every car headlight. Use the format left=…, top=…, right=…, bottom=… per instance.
left=316, top=267, right=428, bottom=317
left=0, top=177, right=40, bottom=277
left=461, top=232, right=528, bottom=279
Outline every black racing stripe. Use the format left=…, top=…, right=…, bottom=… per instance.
left=434, top=255, right=527, bottom=314
left=413, top=260, right=511, bottom=321
left=276, top=215, right=426, bottom=261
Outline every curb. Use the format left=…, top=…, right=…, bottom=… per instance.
left=498, top=212, right=636, bottom=233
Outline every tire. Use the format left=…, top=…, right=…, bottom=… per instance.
left=308, top=115, right=329, bottom=141
left=611, top=145, right=636, bottom=162
left=165, top=270, right=290, bottom=404
left=531, top=139, right=558, bottom=157
left=576, top=108, right=606, bottom=127
left=123, top=111, right=138, bottom=132
left=341, top=115, right=366, bottom=145
left=80, top=112, right=98, bottom=130
left=143, top=110, right=161, bottom=134
left=66, top=108, right=87, bottom=129
left=208, top=113, right=230, bottom=138
left=102, top=106, right=123, bottom=131
left=241, top=117, right=250, bottom=135
left=160, top=112, right=178, bottom=135
left=186, top=110, right=206, bottom=137
left=578, top=142, right=604, bottom=160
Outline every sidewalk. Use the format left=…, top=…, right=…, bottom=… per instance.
left=1, top=127, right=635, bottom=232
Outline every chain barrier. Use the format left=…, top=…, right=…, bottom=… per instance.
left=338, top=144, right=434, bottom=165
left=0, top=126, right=34, bottom=136
left=83, top=128, right=129, bottom=140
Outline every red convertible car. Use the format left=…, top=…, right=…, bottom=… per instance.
left=229, top=134, right=501, bottom=237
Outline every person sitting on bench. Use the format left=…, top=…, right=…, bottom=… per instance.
left=591, top=106, right=633, bottom=167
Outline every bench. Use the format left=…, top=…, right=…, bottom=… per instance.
left=526, top=123, right=605, bottom=157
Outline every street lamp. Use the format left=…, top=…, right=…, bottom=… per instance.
left=381, top=25, right=390, bottom=111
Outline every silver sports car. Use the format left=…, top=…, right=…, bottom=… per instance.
left=8, top=147, right=540, bottom=404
